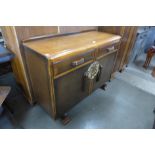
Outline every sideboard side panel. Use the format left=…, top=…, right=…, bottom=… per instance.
left=24, top=47, right=55, bottom=117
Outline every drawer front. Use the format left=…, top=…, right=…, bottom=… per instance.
left=97, top=43, right=119, bottom=58
left=53, top=49, right=95, bottom=77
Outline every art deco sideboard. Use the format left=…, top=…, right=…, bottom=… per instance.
left=23, top=31, right=121, bottom=119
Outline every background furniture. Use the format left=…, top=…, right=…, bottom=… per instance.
left=0, top=86, right=11, bottom=114
left=0, top=86, right=11, bottom=107
left=152, top=67, right=155, bottom=77
left=143, top=47, right=155, bottom=69
left=129, top=27, right=150, bottom=63
left=0, top=44, right=14, bottom=114
left=98, top=26, right=138, bottom=72
left=0, top=44, right=14, bottom=63
left=23, top=31, right=121, bottom=119
left=0, top=44, right=14, bottom=75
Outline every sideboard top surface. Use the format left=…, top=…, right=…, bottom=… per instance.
left=23, top=31, right=121, bottom=62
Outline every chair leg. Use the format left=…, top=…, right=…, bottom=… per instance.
left=145, top=58, right=149, bottom=68
left=144, top=56, right=151, bottom=69
left=143, top=57, right=148, bottom=68
left=147, top=57, right=152, bottom=67
left=152, top=68, right=155, bottom=77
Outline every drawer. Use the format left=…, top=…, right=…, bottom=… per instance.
left=53, top=49, right=95, bottom=77
left=97, top=43, right=119, bottom=58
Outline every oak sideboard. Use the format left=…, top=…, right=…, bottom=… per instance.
left=23, top=31, right=121, bottom=119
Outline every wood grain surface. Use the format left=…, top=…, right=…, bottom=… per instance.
left=23, top=31, right=121, bottom=63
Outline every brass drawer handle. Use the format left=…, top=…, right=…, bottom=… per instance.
left=106, top=46, right=115, bottom=52
left=72, top=58, right=85, bottom=67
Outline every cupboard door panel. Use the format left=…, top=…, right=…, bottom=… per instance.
left=93, top=53, right=116, bottom=90
left=54, top=64, right=91, bottom=116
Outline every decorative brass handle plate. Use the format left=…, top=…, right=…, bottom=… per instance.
left=85, top=61, right=100, bottom=80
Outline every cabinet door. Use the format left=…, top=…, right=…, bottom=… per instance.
left=54, top=64, right=91, bottom=117
left=93, top=52, right=116, bottom=91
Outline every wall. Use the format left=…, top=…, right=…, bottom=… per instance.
left=59, top=26, right=97, bottom=34
left=15, top=26, right=58, bottom=41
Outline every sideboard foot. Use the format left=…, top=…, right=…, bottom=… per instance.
left=100, top=84, right=107, bottom=90
left=119, top=68, right=125, bottom=73
left=61, top=113, right=71, bottom=125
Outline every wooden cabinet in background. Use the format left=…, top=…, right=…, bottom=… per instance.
left=99, top=26, right=138, bottom=72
